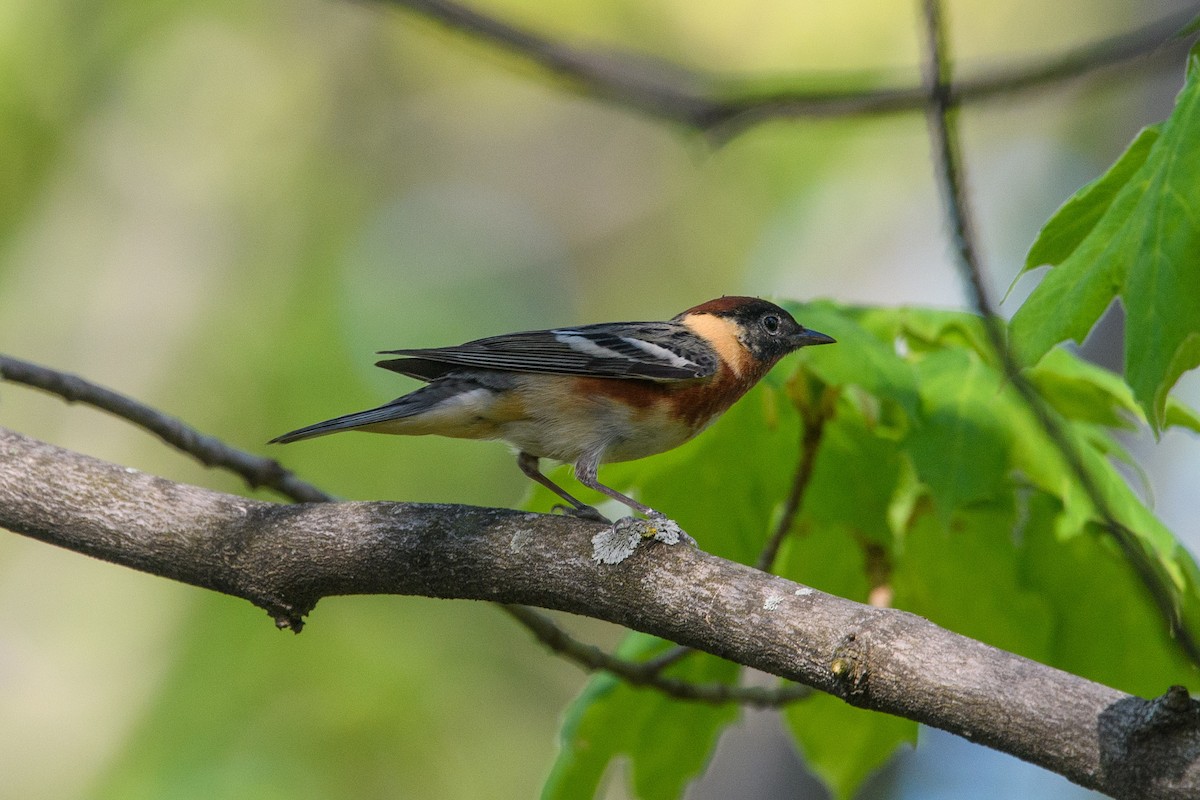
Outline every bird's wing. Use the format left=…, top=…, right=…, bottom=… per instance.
left=376, top=321, right=718, bottom=381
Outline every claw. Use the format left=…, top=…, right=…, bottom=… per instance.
left=552, top=503, right=610, bottom=523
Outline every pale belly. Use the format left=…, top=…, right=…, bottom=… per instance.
left=496, top=405, right=702, bottom=464
left=494, top=376, right=712, bottom=464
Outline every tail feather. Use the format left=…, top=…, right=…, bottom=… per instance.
left=269, top=375, right=495, bottom=444
left=269, top=400, right=420, bottom=444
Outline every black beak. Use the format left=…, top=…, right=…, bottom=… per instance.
left=792, top=328, right=836, bottom=347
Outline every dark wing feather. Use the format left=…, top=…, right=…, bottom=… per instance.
left=376, top=321, right=717, bottom=382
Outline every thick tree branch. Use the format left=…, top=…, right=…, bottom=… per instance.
left=1, top=426, right=1198, bottom=798
left=380, top=0, right=1197, bottom=134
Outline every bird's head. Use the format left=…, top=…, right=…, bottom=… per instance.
left=676, top=296, right=835, bottom=366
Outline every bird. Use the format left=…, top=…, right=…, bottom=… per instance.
left=270, top=296, right=835, bottom=531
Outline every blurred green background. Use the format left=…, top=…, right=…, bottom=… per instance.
left=1, top=0, right=1194, bottom=797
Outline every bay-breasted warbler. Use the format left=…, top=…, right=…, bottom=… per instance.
left=271, top=296, right=834, bottom=531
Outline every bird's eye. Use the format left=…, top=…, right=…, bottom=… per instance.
left=761, top=314, right=782, bottom=335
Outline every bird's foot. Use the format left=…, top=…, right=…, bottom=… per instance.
left=552, top=503, right=611, bottom=523
left=590, top=514, right=694, bottom=564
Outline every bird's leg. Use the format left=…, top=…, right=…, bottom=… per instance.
left=573, top=455, right=695, bottom=564
left=517, top=452, right=609, bottom=522
left=572, top=454, right=662, bottom=518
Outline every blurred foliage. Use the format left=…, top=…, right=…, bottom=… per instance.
left=88, top=595, right=578, bottom=799
left=1, top=0, right=1197, bottom=799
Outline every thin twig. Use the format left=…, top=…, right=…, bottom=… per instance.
left=501, top=604, right=812, bottom=707
left=917, top=0, right=1200, bottom=667
left=381, top=0, right=1196, bottom=134
left=638, top=644, right=693, bottom=673
left=755, top=389, right=834, bottom=573
left=919, top=0, right=992, bottom=315
left=0, top=355, right=333, bottom=504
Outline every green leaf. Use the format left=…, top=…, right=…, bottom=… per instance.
left=1166, top=395, right=1200, bottom=434
left=543, top=634, right=740, bottom=800
left=1182, top=15, right=1200, bottom=41
left=892, top=506, right=1054, bottom=660
left=1024, top=347, right=1142, bottom=428
left=1016, top=492, right=1198, bottom=695
left=783, top=695, right=916, bottom=800
left=1010, top=61, right=1200, bottom=429
left=798, top=403, right=904, bottom=544
left=868, top=306, right=995, bottom=365
left=783, top=301, right=922, bottom=422
left=1021, top=127, right=1159, bottom=273
left=906, top=348, right=1011, bottom=521
left=775, top=505, right=876, bottom=601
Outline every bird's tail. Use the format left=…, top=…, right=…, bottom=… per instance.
left=269, top=377, right=490, bottom=444
left=269, top=400, right=421, bottom=444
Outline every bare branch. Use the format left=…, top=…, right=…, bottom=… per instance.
left=919, top=0, right=991, bottom=314
left=1, top=426, right=1198, bottom=798
left=916, top=0, right=1200, bottom=668
left=500, top=604, right=812, bottom=707
left=0, top=354, right=332, bottom=504
left=380, top=0, right=1197, bottom=134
